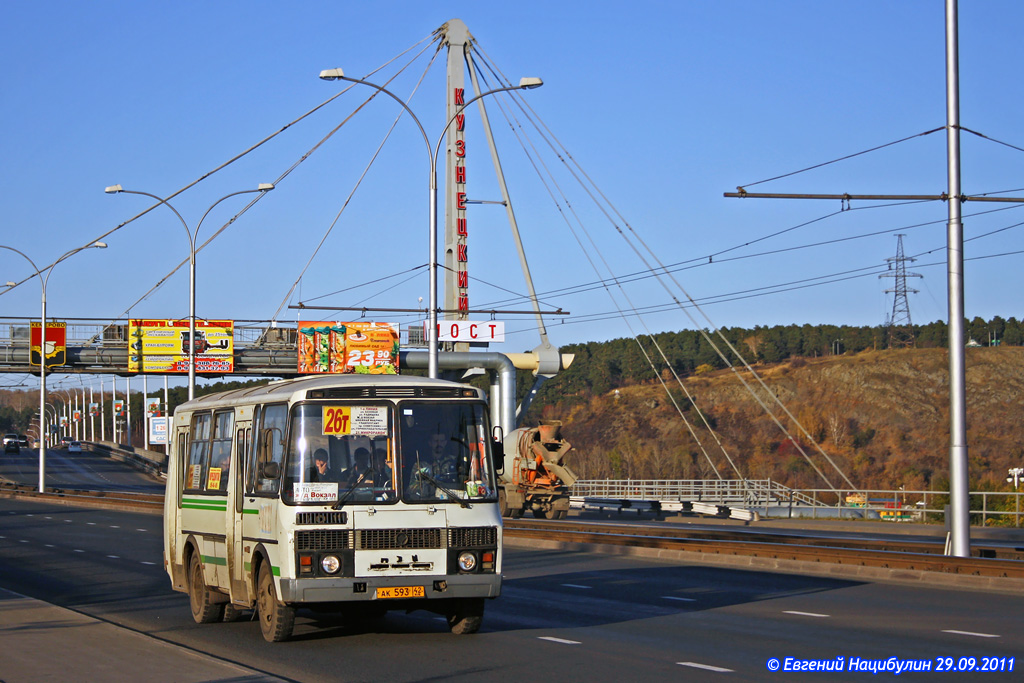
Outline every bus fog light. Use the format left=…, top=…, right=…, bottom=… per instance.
left=321, top=555, right=341, bottom=574
left=457, top=551, right=478, bottom=572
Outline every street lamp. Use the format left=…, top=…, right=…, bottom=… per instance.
left=105, top=184, right=274, bottom=399
left=318, top=68, right=542, bottom=378
left=1009, top=467, right=1023, bottom=489
left=2, top=241, right=107, bottom=491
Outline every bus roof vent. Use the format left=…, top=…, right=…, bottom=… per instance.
left=311, top=386, right=465, bottom=400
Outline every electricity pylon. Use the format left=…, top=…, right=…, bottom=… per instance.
left=880, top=234, right=922, bottom=348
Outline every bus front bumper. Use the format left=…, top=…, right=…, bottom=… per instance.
left=278, top=573, right=501, bottom=604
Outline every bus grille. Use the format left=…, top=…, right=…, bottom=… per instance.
left=358, top=528, right=443, bottom=550
left=296, top=529, right=351, bottom=551
left=296, top=511, right=348, bottom=526
left=449, top=526, right=498, bottom=547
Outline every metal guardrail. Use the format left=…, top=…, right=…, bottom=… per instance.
left=572, top=480, right=1024, bottom=526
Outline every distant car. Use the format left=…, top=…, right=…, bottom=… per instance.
left=60, top=436, right=72, bottom=446
left=3, top=433, right=19, bottom=454
left=67, top=441, right=82, bottom=453
left=18, top=435, right=29, bottom=448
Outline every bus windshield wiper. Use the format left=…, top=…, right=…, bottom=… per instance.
left=331, top=467, right=374, bottom=510
left=417, top=467, right=471, bottom=508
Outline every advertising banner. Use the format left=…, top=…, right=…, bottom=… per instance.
left=72, top=410, right=81, bottom=423
left=30, top=322, right=66, bottom=367
left=297, top=321, right=399, bottom=375
left=114, top=400, right=125, bottom=417
left=89, top=402, right=99, bottom=417
left=149, top=417, right=168, bottom=445
left=145, top=397, right=161, bottom=417
left=128, top=319, right=234, bottom=374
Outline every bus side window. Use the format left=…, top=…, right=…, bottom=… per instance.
left=185, top=413, right=212, bottom=492
left=235, top=426, right=249, bottom=512
left=254, top=403, right=287, bottom=495
left=207, top=410, right=233, bottom=494
left=246, top=406, right=262, bottom=495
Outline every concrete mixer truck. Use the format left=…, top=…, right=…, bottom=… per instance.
left=498, top=420, right=577, bottom=519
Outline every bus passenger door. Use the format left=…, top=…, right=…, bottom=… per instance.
left=227, top=419, right=251, bottom=602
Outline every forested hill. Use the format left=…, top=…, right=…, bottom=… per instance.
left=535, top=317, right=1020, bottom=400
left=536, top=344, right=1024, bottom=493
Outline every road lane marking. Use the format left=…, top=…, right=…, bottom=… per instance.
left=663, top=596, right=697, bottom=602
left=783, top=610, right=830, bottom=618
left=73, top=549, right=84, bottom=553
left=141, top=561, right=157, bottom=566
left=560, top=584, right=591, bottom=589
left=537, top=637, right=580, bottom=645
left=136, top=529, right=147, bottom=532
left=107, top=555, right=120, bottom=559
left=678, top=662, right=733, bottom=672
left=942, top=629, right=1000, bottom=638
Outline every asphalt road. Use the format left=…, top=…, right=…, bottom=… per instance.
left=0, top=445, right=164, bottom=493
left=1, top=497, right=1021, bottom=682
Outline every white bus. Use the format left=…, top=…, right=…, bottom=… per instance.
left=163, top=374, right=503, bottom=641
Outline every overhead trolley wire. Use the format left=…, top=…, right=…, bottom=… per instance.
left=475, top=43, right=857, bottom=492
left=471, top=45, right=745, bottom=483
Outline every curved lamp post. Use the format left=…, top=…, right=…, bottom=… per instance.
left=3, top=241, right=107, bottom=491
left=105, top=184, right=274, bottom=399
left=318, top=68, right=542, bottom=378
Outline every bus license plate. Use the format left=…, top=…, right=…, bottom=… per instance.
left=376, top=586, right=425, bottom=599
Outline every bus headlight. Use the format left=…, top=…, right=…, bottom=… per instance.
left=457, top=551, right=478, bottom=572
left=321, top=554, right=341, bottom=574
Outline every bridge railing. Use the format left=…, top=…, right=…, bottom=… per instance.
left=572, top=479, right=1023, bottom=526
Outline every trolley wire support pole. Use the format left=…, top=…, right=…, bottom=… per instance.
left=944, top=0, right=970, bottom=558
left=722, top=1, right=1023, bottom=558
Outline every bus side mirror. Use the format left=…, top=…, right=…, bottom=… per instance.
left=260, top=461, right=281, bottom=479
left=491, top=426, right=505, bottom=475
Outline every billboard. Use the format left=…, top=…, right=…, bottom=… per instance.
left=30, top=322, right=66, bottom=367
left=128, top=319, right=234, bottom=373
left=149, top=417, right=168, bottom=445
left=297, top=322, right=399, bottom=375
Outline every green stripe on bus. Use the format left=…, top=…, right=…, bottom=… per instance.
left=241, top=508, right=259, bottom=515
left=202, top=555, right=227, bottom=566
left=243, top=560, right=279, bottom=576
left=182, top=499, right=228, bottom=509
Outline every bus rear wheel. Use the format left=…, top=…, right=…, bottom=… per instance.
left=188, top=553, right=225, bottom=624
left=257, top=563, right=295, bottom=642
left=447, top=598, right=484, bottom=635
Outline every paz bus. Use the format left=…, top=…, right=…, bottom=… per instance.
left=163, top=374, right=503, bottom=642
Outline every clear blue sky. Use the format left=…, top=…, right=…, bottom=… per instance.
left=3, top=1, right=1024, bottom=390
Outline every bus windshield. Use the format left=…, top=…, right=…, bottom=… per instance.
left=397, top=401, right=497, bottom=504
left=283, top=403, right=396, bottom=505
left=282, top=400, right=496, bottom=506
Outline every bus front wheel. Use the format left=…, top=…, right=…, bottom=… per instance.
left=447, top=598, right=484, bottom=635
left=188, top=553, right=225, bottom=624
left=257, top=563, right=295, bottom=642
